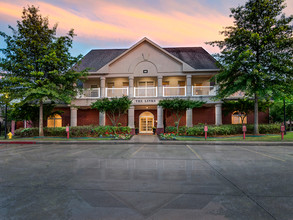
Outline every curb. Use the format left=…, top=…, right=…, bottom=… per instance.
left=0, top=141, right=292, bottom=146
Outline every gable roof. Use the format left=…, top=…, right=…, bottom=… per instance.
left=165, top=47, right=218, bottom=70
left=74, top=41, right=218, bottom=72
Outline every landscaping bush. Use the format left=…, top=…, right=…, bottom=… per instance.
left=15, top=128, right=39, bottom=137
left=165, top=126, right=177, bottom=133
left=184, top=123, right=281, bottom=136
left=14, top=125, right=131, bottom=137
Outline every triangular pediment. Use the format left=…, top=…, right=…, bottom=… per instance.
left=97, top=37, right=195, bottom=75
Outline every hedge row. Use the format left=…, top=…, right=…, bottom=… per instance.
left=14, top=126, right=131, bottom=137
left=165, top=124, right=282, bottom=136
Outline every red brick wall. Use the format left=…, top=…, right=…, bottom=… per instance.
left=105, top=112, right=128, bottom=126
left=223, top=110, right=269, bottom=124
left=135, top=110, right=157, bottom=128
left=77, top=109, right=99, bottom=126
left=164, top=109, right=186, bottom=127
left=193, top=107, right=215, bottom=125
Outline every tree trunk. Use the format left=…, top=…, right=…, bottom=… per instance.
left=254, top=93, right=259, bottom=135
left=290, top=118, right=292, bottom=131
left=39, top=99, right=44, bottom=136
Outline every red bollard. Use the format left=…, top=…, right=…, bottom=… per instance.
left=204, top=125, right=208, bottom=140
left=242, top=125, right=246, bottom=140
left=66, top=125, right=70, bottom=139
left=281, top=123, right=285, bottom=140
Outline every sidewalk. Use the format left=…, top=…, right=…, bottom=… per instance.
left=130, top=135, right=159, bottom=143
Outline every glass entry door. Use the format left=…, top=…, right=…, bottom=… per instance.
left=139, top=112, right=154, bottom=133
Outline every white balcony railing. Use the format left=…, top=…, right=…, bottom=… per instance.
left=192, top=86, right=216, bottom=96
left=106, top=87, right=128, bottom=98
left=134, top=87, right=157, bottom=97
left=78, top=88, right=100, bottom=98
left=163, top=86, right=186, bottom=97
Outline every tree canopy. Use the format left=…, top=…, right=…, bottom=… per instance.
left=91, top=96, right=132, bottom=126
left=158, top=98, right=204, bottom=131
left=207, top=0, right=293, bottom=134
left=0, top=5, right=87, bottom=136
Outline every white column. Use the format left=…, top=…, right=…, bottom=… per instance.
left=157, top=105, right=164, bottom=133
left=129, top=76, right=134, bottom=98
left=158, top=76, right=163, bottom=97
left=99, top=111, right=106, bottom=126
left=70, top=107, right=77, bottom=126
left=215, top=103, right=222, bottom=125
left=128, top=106, right=135, bottom=128
left=186, top=108, right=193, bottom=127
left=186, top=75, right=192, bottom=96
left=100, top=76, right=105, bottom=98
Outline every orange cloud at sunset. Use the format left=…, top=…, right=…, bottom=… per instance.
left=0, top=0, right=234, bottom=53
left=0, top=0, right=291, bottom=55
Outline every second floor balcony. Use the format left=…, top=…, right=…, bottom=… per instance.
left=106, top=87, right=129, bottom=98
left=134, top=87, right=157, bottom=97
left=192, top=86, right=216, bottom=96
left=163, top=86, right=186, bottom=97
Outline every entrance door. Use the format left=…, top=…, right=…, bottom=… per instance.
left=139, top=112, right=154, bottom=133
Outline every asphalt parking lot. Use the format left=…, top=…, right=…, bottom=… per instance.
left=0, top=143, right=292, bottom=220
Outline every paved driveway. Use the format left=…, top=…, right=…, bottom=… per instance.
left=0, top=143, right=292, bottom=219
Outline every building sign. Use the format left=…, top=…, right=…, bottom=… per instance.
left=134, top=99, right=159, bottom=105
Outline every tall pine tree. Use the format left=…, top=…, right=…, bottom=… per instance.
left=208, top=0, right=293, bottom=134
left=0, top=6, right=87, bottom=136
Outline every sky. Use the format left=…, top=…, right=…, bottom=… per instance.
left=0, top=0, right=292, bottom=57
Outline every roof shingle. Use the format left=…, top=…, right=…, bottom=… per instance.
left=74, top=47, right=217, bottom=72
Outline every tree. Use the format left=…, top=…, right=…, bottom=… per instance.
left=207, top=0, right=293, bottom=134
left=91, top=96, right=132, bottom=126
left=223, top=99, right=271, bottom=125
left=158, top=98, right=204, bottom=132
left=270, top=100, right=293, bottom=131
left=8, top=102, right=63, bottom=127
left=0, top=6, right=87, bottom=136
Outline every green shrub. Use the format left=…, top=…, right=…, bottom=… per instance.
left=165, top=126, right=177, bottom=133
left=184, top=124, right=281, bottom=136
left=14, top=125, right=131, bottom=137
left=15, top=128, right=39, bottom=137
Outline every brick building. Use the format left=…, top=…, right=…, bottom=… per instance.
left=47, top=38, right=268, bottom=134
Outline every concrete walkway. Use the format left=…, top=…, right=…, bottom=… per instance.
left=130, top=134, right=159, bottom=143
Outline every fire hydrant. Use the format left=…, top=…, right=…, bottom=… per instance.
left=8, top=132, right=13, bottom=139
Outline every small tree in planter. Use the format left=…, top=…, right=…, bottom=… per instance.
left=158, top=98, right=205, bottom=132
left=91, top=96, right=132, bottom=126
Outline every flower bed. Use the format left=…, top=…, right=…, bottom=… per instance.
left=159, top=133, right=177, bottom=140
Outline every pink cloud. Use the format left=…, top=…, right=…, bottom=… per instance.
left=0, top=0, right=292, bottom=55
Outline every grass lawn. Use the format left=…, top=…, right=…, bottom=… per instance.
left=176, top=132, right=293, bottom=142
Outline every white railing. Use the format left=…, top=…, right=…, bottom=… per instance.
left=192, top=86, right=216, bottom=96
left=78, top=88, right=100, bottom=98
left=134, top=87, right=157, bottom=97
left=163, top=86, right=186, bottom=97
left=106, top=87, right=128, bottom=98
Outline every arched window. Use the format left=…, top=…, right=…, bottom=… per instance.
left=231, top=111, right=247, bottom=124
left=47, top=114, right=62, bottom=127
